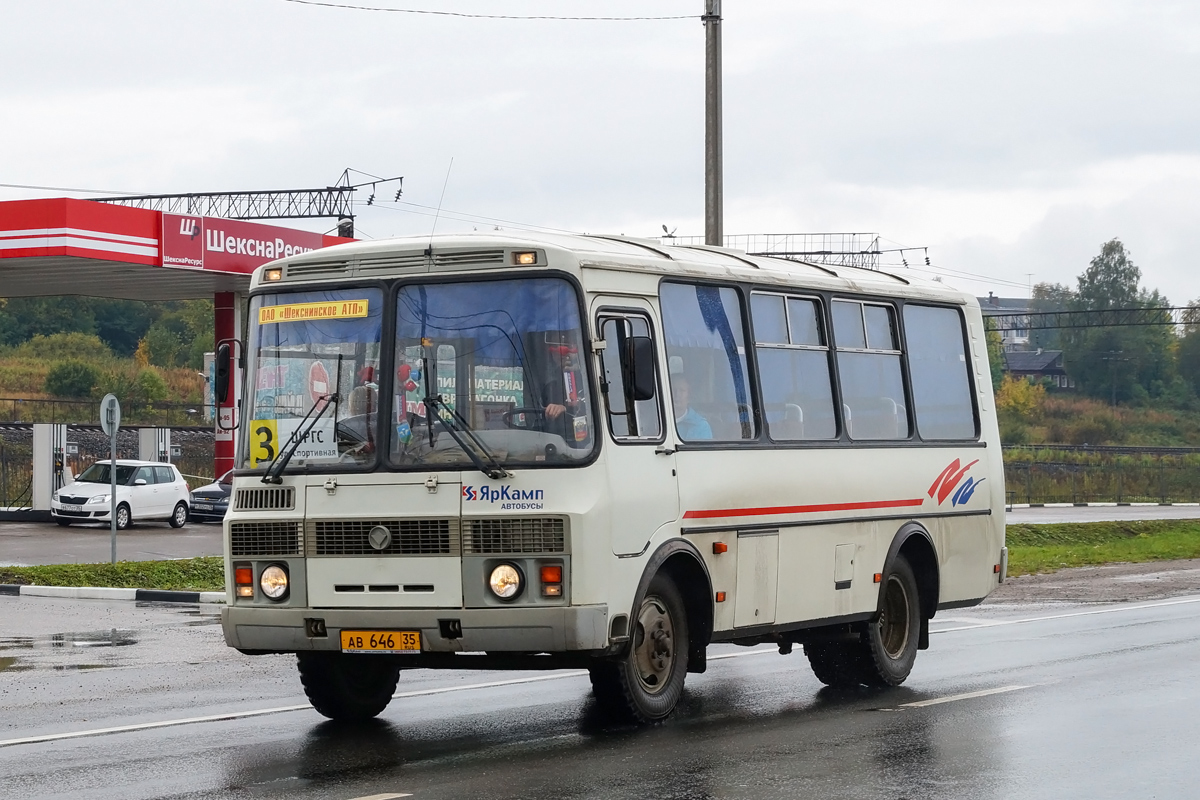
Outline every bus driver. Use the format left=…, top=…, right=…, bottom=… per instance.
left=671, top=375, right=712, bottom=440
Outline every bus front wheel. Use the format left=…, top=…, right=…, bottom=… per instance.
left=296, top=652, right=401, bottom=721
left=590, top=573, right=690, bottom=724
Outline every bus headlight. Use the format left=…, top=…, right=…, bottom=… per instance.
left=260, top=564, right=289, bottom=600
left=488, top=564, right=522, bottom=600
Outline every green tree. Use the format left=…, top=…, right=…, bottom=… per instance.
left=1180, top=299, right=1200, bottom=396
left=142, top=323, right=183, bottom=368
left=135, top=368, right=170, bottom=402
left=0, top=297, right=96, bottom=346
left=1029, top=281, right=1073, bottom=351
left=983, top=317, right=1005, bottom=390
left=16, top=332, right=112, bottom=361
left=1064, top=240, right=1174, bottom=404
left=44, top=361, right=100, bottom=398
left=91, top=299, right=155, bottom=356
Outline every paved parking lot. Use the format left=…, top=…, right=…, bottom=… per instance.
left=0, top=520, right=223, bottom=566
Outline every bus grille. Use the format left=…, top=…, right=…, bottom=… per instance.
left=230, top=521, right=302, bottom=556
left=234, top=487, right=295, bottom=511
left=463, top=518, right=567, bottom=554
left=308, top=519, right=460, bottom=556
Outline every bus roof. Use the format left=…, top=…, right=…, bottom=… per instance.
left=257, top=231, right=975, bottom=306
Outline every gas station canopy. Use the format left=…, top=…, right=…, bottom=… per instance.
left=0, top=198, right=351, bottom=301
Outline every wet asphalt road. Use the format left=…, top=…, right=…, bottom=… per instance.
left=2, top=504, right=1198, bottom=567
left=2, top=593, right=1199, bottom=799
left=0, top=521, right=222, bottom=566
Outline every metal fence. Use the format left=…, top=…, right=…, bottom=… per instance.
left=1004, top=460, right=1200, bottom=504
left=0, top=426, right=217, bottom=503
left=0, top=398, right=215, bottom=427
left=0, top=427, right=33, bottom=508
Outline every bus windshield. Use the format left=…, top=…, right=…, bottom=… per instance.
left=392, top=277, right=595, bottom=468
left=242, top=287, right=384, bottom=470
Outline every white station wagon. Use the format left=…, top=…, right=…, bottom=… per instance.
left=51, top=459, right=191, bottom=529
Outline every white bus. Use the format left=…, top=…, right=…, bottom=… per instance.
left=218, top=232, right=1006, bottom=724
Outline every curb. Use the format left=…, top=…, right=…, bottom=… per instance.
left=1009, top=502, right=1200, bottom=509
left=0, top=584, right=224, bottom=604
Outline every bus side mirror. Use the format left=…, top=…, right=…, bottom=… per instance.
left=626, top=336, right=657, bottom=401
left=215, top=342, right=232, bottom=404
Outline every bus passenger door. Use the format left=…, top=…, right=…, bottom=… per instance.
left=594, top=303, right=679, bottom=556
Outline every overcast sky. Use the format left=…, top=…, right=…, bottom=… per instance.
left=2, top=0, right=1197, bottom=303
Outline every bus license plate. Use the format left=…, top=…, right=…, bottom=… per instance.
left=340, top=630, right=421, bottom=654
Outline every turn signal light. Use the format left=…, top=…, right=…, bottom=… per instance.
left=873, top=573, right=883, bottom=583
left=540, top=564, right=563, bottom=597
left=235, top=564, right=254, bottom=597
left=994, top=564, right=1001, bottom=573
left=715, top=591, right=726, bottom=603
left=713, top=542, right=728, bottom=554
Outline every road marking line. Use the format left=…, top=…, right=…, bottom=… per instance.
left=0, top=703, right=317, bottom=748
left=934, top=595, right=1200, bottom=633
left=4, top=596, right=1197, bottom=748
left=348, top=794, right=412, bottom=800
left=392, top=671, right=588, bottom=700
left=899, top=684, right=1030, bottom=708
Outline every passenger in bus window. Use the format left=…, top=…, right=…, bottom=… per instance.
left=672, top=376, right=712, bottom=440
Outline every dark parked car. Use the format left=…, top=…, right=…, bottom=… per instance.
left=189, top=470, right=232, bottom=523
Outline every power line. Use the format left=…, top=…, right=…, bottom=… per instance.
left=0, top=181, right=145, bottom=195
left=279, top=0, right=695, bottom=21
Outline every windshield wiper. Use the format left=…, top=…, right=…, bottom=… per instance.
left=262, top=393, right=339, bottom=484
left=423, top=395, right=510, bottom=480
left=417, top=338, right=508, bottom=479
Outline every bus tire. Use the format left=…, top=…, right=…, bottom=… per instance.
left=296, top=652, right=401, bottom=721
left=803, top=641, right=868, bottom=688
left=602, top=573, right=690, bottom=724
left=859, top=554, right=921, bottom=687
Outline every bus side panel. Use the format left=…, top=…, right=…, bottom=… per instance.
left=676, top=446, right=1001, bottom=631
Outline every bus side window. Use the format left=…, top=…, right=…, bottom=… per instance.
left=660, top=283, right=756, bottom=442
left=599, top=315, right=662, bottom=440
left=903, top=304, right=978, bottom=439
left=833, top=300, right=909, bottom=440
left=750, top=292, right=837, bottom=441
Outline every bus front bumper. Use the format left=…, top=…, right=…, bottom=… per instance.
left=222, top=604, right=610, bottom=653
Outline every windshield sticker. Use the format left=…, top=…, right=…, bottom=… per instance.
left=249, top=418, right=338, bottom=467
left=258, top=299, right=370, bottom=325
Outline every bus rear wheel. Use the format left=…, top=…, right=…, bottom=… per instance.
left=297, top=652, right=401, bottom=721
left=589, top=573, right=689, bottom=724
left=803, top=641, right=869, bottom=688
left=803, top=555, right=921, bottom=688
left=859, top=554, right=921, bottom=687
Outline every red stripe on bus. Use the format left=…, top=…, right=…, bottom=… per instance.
left=682, top=497, right=926, bottom=520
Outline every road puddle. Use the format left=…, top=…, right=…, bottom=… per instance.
left=0, top=629, right=139, bottom=673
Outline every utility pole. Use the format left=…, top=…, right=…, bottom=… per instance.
left=704, top=0, right=723, bottom=246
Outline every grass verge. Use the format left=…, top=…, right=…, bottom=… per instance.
left=1006, top=519, right=1200, bottom=576
left=0, top=557, right=223, bottom=592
